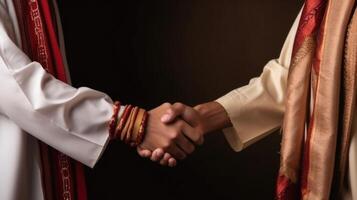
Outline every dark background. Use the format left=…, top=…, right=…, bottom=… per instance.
left=57, top=1, right=302, bottom=199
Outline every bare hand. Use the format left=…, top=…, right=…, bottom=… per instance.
left=144, top=102, right=205, bottom=166
left=146, top=102, right=231, bottom=167
left=137, top=103, right=200, bottom=161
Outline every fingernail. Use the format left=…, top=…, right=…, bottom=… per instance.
left=161, top=114, right=171, bottom=122
left=151, top=156, right=158, bottom=161
left=169, top=161, right=176, bottom=167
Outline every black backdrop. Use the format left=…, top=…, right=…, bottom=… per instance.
left=57, top=1, right=302, bottom=199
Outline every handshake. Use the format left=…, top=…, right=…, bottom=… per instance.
left=136, top=101, right=230, bottom=167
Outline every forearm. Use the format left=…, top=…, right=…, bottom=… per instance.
left=194, top=101, right=232, bottom=134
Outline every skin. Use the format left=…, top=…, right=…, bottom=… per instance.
left=137, top=102, right=205, bottom=164
left=137, top=101, right=232, bottom=167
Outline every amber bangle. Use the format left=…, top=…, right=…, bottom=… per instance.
left=135, top=111, right=148, bottom=146
left=121, top=107, right=133, bottom=141
left=132, top=108, right=145, bottom=141
left=125, top=107, right=139, bottom=144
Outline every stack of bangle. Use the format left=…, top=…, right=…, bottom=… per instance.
left=108, top=101, right=148, bottom=146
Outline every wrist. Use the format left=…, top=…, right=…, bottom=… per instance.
left=108, top=102, right=148, bottom=146
left=194, top=101, right=232, bottom=135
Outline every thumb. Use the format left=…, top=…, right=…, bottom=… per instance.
left=163, top=103, right=200, bottom=127
left=161, top=108, right=179, bottom=123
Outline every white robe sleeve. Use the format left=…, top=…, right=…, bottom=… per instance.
left=0, top=11, right=112, bottom=167
left=216, top=10, right=301, bottom=152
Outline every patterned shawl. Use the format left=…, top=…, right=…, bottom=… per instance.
left=277, top=0, right=357, bottom=199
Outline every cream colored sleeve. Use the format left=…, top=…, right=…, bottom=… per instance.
left=216, top=11, right=301, bottom=151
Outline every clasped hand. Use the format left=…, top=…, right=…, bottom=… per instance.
left=137, top=102, right=205, bottom=167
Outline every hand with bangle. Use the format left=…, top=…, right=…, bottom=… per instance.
left=109, top=101, right=231, bottom=167
left=137, top=102, right=205, bottom=167
left=139, top=101, right=232, bottom=167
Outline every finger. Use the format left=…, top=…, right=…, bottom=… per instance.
left=150, top=148, right=165, bottom=162
left=161, top=103, right=200, bottom=127
left=168, top=158, right=177, bottom=167
left=161, top=104, right=181, bottom=123
left=137, top=146, right=152, bottom=158
left=179, top=121, right=204, bottom=145
left=175, top=133, right=195, bottom=154
left=159, top=153, right=172, bottom=166
left=161, top=102, right=188, bottom=124
left=174, top=103, right=201, bottom=127
left=167, top=144, right=187, bottom=160
left=197, top=136, right=204, bottom=146
left=161, top=113, right=174, bottom=123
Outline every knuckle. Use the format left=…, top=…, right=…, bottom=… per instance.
left=198, top=137, right=204, bottom=145
left=180, top=153, right=187, bottom=160
left=174, top=102, right=184, bottom=109
left=194, top=104, right=203, bottom=112
left=191, top=132, right=200, bottom=142
left=164, top=153, right=172, bottom=160
left=176, top=121, right=184, bottom=129
left=165, top=108, right=174, bottom=115
left=162, top=142, right=170, bottom=150
left=192, top=134, right=200, bottom=142
left=187, top=145, right=195, bottom=154
left=170, top=130, right=179, bottom=139
left=196, top=127, right=204, bottom=137
left=162, top=102, right=171, bottom=107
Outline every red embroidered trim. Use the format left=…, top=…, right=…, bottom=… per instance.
left=29, top=0, right=50, bottom=71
